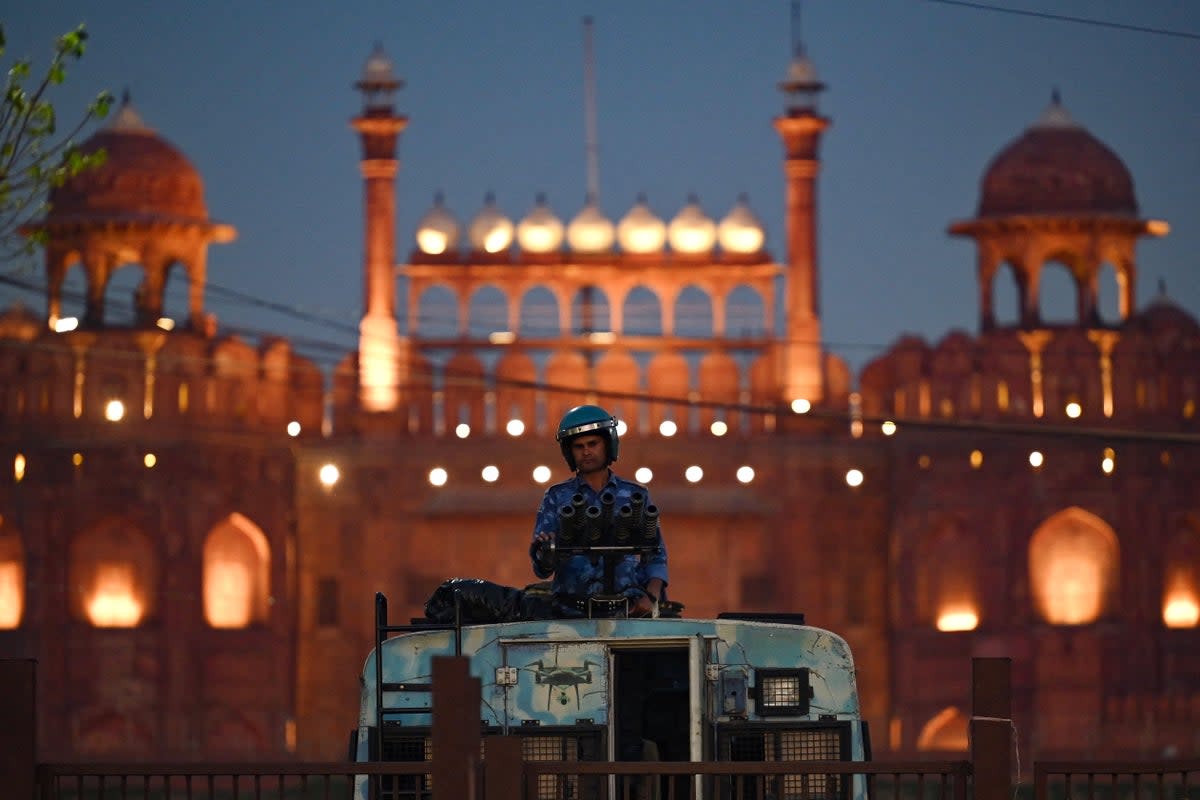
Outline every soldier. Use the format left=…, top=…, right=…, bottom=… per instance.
left=530, top=404, right=668, bottom=617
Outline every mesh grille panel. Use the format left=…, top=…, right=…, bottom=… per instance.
left=718, top=723, right=850, bottom=800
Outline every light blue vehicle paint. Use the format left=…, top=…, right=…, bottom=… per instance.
left=352, top=605, right=871, bottom=800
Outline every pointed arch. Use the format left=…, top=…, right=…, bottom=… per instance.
left=543, top=349, right=589, bottom=431
left=69, top=517, right=157, bottom=628
left=1028, top=507, right=1119, bottom=625
left=0, top=522, right=26, bottom=629
left=442, top=351, right=486, bottom=434
left=593, top=349, right=641, bottom=431
left=494, top=351, right=538, bottom=435
left=917, top=519, right=979, bottom=630
left=697, top=351, right=740, bottom=430
left=645, top=351, right=690, bottom=430
left=917, top=707, right=969, bottom=752
left=1163, top=518, right=1200, bottom=628
left=203, top=512, right=270, bottom=629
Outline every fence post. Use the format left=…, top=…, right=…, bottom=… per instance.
left=432, top=655, right=482, bottom=800
left=971, top=657, right=1013, bottom=800
left=484, top=735, right=523, bottom=800
left=0, top=659, right=37, bottom=800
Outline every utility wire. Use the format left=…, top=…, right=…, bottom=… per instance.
left=923, top=0, right=1200, bottom=41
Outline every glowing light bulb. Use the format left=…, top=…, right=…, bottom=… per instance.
left=1029, top=451, right=1044, bottom=468
left=710, top=420, right=728, bottom=436
left=1065, top=401, right=1082, bottom=419
left=286, top=421, right=301, bottom=437
left=532, top=465, right=552, bottom=484
left=615, top=419, right=628, bottom=437
left=428, top=467, right=448, bottom=487
left=143, top=453, right=157, bottom=468
left=318, top=464, right=340, bottom=487
left=481, top=465, right=499, bottom=483
left=635, top=467, right=653, bottom=483
left=881, top=420, right=897, bottom=436
left=104, top=399, right=125, bottom=422
left=791, top=398, right=811, bottom=414
left=506, top=419, right=525, bottom=436
left=736, top=466, right=755, bottom=484
left=845, top=469, right=864, bottom=487
left=659, top=420, right=677, bottom=437
left=685, top=465, right=703, bottom=483
left=455, top=423, right=471, bottom=438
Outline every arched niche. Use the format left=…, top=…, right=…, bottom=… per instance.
left=1028, top=507, right=1119, bottom=625
left=543, top=349, right=589, bottom=429
left=696, top=350, right=740, bottom=429
left=494, top=351, right=538, bottom=435
left=1163, top=519, right=1200, bottom=629
left=518, top=285, right=560, bottom=339
left=442, top=350, right=487, bottom=434
left=917, top=707, right=968, bottom=752
left=674, top=285, right=713, bottom=338
left=467, top=284, right=508, bottom=339
left=69, top=518, right=158, bottom=628
left=416, top=284, right=458, bottom=338
left=0, top=524, right=26, bottom=629
left=570, top=285, right=612, bottom=335
left=645, top=351, right=690, bottom=429
left=623, top=285, right=662, bottom=336
left=916, top=519, right=979, bottom=630
left=203, top=513, right=270, bottom=629
left=593, top=349, right=641, bottom=430
left=725, top=285, right=766, bottom=338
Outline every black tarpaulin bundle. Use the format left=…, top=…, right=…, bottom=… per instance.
left=423, top=578, right=565, bottom=623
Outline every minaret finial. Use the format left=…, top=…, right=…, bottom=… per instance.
left=791, top=1, right=804, bottom=57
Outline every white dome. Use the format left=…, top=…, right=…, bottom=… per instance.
left=415, top=193, right=459, bottom=255
left=516, top=194, right=564, bottom=253
left=617, top=195, right=666, bottom=254
left=717, top=194, right=766, bottom=254
left=566, top=197, right=615, bottom=253
left=467, top=193, right=514, bottom=253
left=667, top=195, right=717, bottom=254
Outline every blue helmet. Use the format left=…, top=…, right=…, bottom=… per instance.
left=556, top=404, right=619, bottom=470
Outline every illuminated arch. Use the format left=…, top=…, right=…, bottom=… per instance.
left=1028, top=507, right=1119, bottom=625
left=442, top=351, right=486, bottom=434
left=917, top=707, right=968, bottom=752
left=0, top=523, right=26, bottom=629
left=494, top=351, right=538, bottom=434
left=593, top=349, right=640, bottom=430
left=1163, top=519, right=1200, bottom=629
left=69, top=518, right=157, bottom=628
left=917, top=520, right=979, bottom=631
left=203, top=513, right=270, bottom=629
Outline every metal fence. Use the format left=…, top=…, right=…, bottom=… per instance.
left=1034, top=761, right=1200, bottom=800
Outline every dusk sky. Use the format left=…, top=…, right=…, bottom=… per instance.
left=4, top=1, right=1198, bottom=375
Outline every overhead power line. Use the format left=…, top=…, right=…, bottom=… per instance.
left=923, top=0, right=1200, bottom=40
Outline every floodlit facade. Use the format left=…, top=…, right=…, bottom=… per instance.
left=0, top=39, right=1197, bottom=765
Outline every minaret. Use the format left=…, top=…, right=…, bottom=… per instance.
left=351, top=44, right=408, bottom=412
left=772, top=44, right=829, bottom=406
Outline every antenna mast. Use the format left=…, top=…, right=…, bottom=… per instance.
left=791, top=0, right=804, bottom=56
left=583, top=16, right=600, bottom=201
